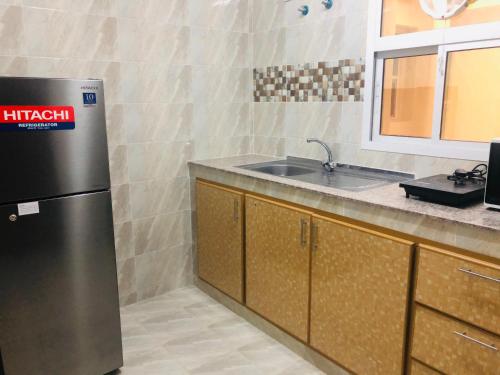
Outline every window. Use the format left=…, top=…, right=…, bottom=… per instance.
left=380, top=54, right=437, bottom=138
left=441, top=46, right=500, bottom=142
left=364, top=0, right=500, bottom=160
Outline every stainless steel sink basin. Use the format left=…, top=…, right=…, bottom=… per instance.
left=250, top=165, right=315, bottom=177
left=238, top=157, right=414, bottom=192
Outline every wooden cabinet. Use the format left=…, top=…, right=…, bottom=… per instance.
left=196, top=180, right=244, bottom=302
left=412, top=305, right=500, bottom=374
left=309, top=215, right=414, bottom=375
left=411, top=245, right=500, bottom=374
left=415, top=245, right=500, bottom=335
left=196, top=178, right=499, bottom=375
left=245, top=195, right=311, bottom=342
left=410, top=360, right=441, bottom=375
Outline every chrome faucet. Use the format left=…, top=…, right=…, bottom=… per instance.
left=306, top=138, right=336, bottom=172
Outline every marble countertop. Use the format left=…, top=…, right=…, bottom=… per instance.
left=189, top=154, right=500, bottom=233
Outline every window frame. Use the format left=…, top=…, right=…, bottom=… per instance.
left=362, top=0, right=500, bottom=161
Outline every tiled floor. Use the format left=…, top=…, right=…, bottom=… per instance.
left=117, top=286, right=324, bottom=375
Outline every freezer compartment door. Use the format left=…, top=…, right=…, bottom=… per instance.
left=0, top=191, right=123, bottom=375
left=0, top=77, right=110, bottom=204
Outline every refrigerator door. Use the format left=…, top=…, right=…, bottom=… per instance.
left=0, top=77, right=110, bottom=205
left=0, top=191, right=123, bottom=375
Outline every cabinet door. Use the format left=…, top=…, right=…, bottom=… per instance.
left=196, top=180, right=244, bottom=302
left=310, top=215, right=413, bottom=375
left=246, top=195, right=311, bottom=342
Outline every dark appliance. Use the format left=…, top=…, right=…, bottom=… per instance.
left=0, top=77, right=123, bottom=375
left=485, top=139, right=500, bottom=209
left=400, top=164, right=488, bottom=207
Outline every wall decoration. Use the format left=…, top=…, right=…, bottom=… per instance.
left=253, top=59, right=365, bottom=102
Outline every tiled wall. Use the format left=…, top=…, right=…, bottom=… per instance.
left=250, top=0, right=480, bottom=177
left=0, top=0, right=251, bottom=306
left=254, top=59, right=365, bottom=103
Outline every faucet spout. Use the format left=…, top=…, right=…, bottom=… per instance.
left=306, top=138, right=336, bottom=172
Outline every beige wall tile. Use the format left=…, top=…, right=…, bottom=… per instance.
left=253, top=136, right=286, bottom=157
left=135, top=243, right=192, bottom=300
left=111, top=184, right=132, bottom=224
left=106, top=104, right=128, bottom=146
left=253, top=28, right=286, bottom=68
left=0, top=6, right=25, bottom=55
left=133, top=211, right=191, bottom=255
left=129, top=177, right=190, bottom=220
left=252, top=0, right=284, bottom=32
left=144, top=0, right=188, bottom=26
left=114, top=221, right=135, bottom=262
left=254, top=103, right=285, bottom=138
left=109, top=144, right=129, bottom=186
left=117, top=257, right=137, bottom=306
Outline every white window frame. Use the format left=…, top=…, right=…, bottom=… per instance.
left=362, top=0, right=500, bottom=161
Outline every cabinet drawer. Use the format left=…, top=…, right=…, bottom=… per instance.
left=412, top=305, right=500, bottom=375
left=415, top=246, right=500, bottom=335
left=410, top=360, right=440, bottom=375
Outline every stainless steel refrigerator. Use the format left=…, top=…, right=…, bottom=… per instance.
left=0, top=77, right=123, bottom=375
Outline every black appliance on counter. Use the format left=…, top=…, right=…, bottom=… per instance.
left=400, top=164, right=488, bottom=207
left=0, top=78, right=123, bottom=375
left=485, top=139, right=500, bottom=209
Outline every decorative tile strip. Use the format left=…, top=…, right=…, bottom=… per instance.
left=253, top=59, right=365, bottom=102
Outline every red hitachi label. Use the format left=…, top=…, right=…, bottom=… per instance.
left=0, top=105, right=76, bottom=131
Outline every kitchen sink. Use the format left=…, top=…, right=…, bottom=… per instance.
left=238, top=157, right=414, bottom=192
left=250, top=165, right=315, bottom=177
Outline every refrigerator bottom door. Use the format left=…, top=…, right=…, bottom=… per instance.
left=0, top=191, right=123, bottom=375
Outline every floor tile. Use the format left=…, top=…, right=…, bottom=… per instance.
left=118, top=286, right=325, bottom=375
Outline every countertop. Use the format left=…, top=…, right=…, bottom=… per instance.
left=189, top=154, right=500, bottom=233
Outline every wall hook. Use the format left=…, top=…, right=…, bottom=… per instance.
left=298, top=5, right=309, bottom=16
left=322, top=0, right=333, bottom=9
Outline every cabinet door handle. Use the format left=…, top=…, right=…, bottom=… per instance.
left=312, top=223, right=319, bottom=251
left=233, top=199, right=239, bottom=223
left=453, top=331, right=498, bottom=351
left=300, top=219, right=308, bottom=247
left=458, top=268, right=500, bottom=283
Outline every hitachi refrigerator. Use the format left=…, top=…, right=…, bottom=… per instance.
left=0, top=77, right=123, bottom=375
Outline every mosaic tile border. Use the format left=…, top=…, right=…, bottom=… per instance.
left=254, top=59, right=365, bottom=103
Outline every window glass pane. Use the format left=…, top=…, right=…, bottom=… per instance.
left=449, top=0, right=500, bottom=28
left=380, top=55, right=437, bottom=138
left=382, top=0, right=446, bottom=36
left=382, top=0, right=500, bottom=37
left=441, top=47, right=500, bottom=142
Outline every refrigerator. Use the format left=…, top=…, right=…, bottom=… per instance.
left=0, top=77, right=123, bottom=375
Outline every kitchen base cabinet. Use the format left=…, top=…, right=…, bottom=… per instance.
left=196, top=180, right=244, bottom=303
left=195, top=178, right=499, bottom=375
left=245, top=195, right=311, bottom=342
left=309, top=215, right=414, bottom=375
